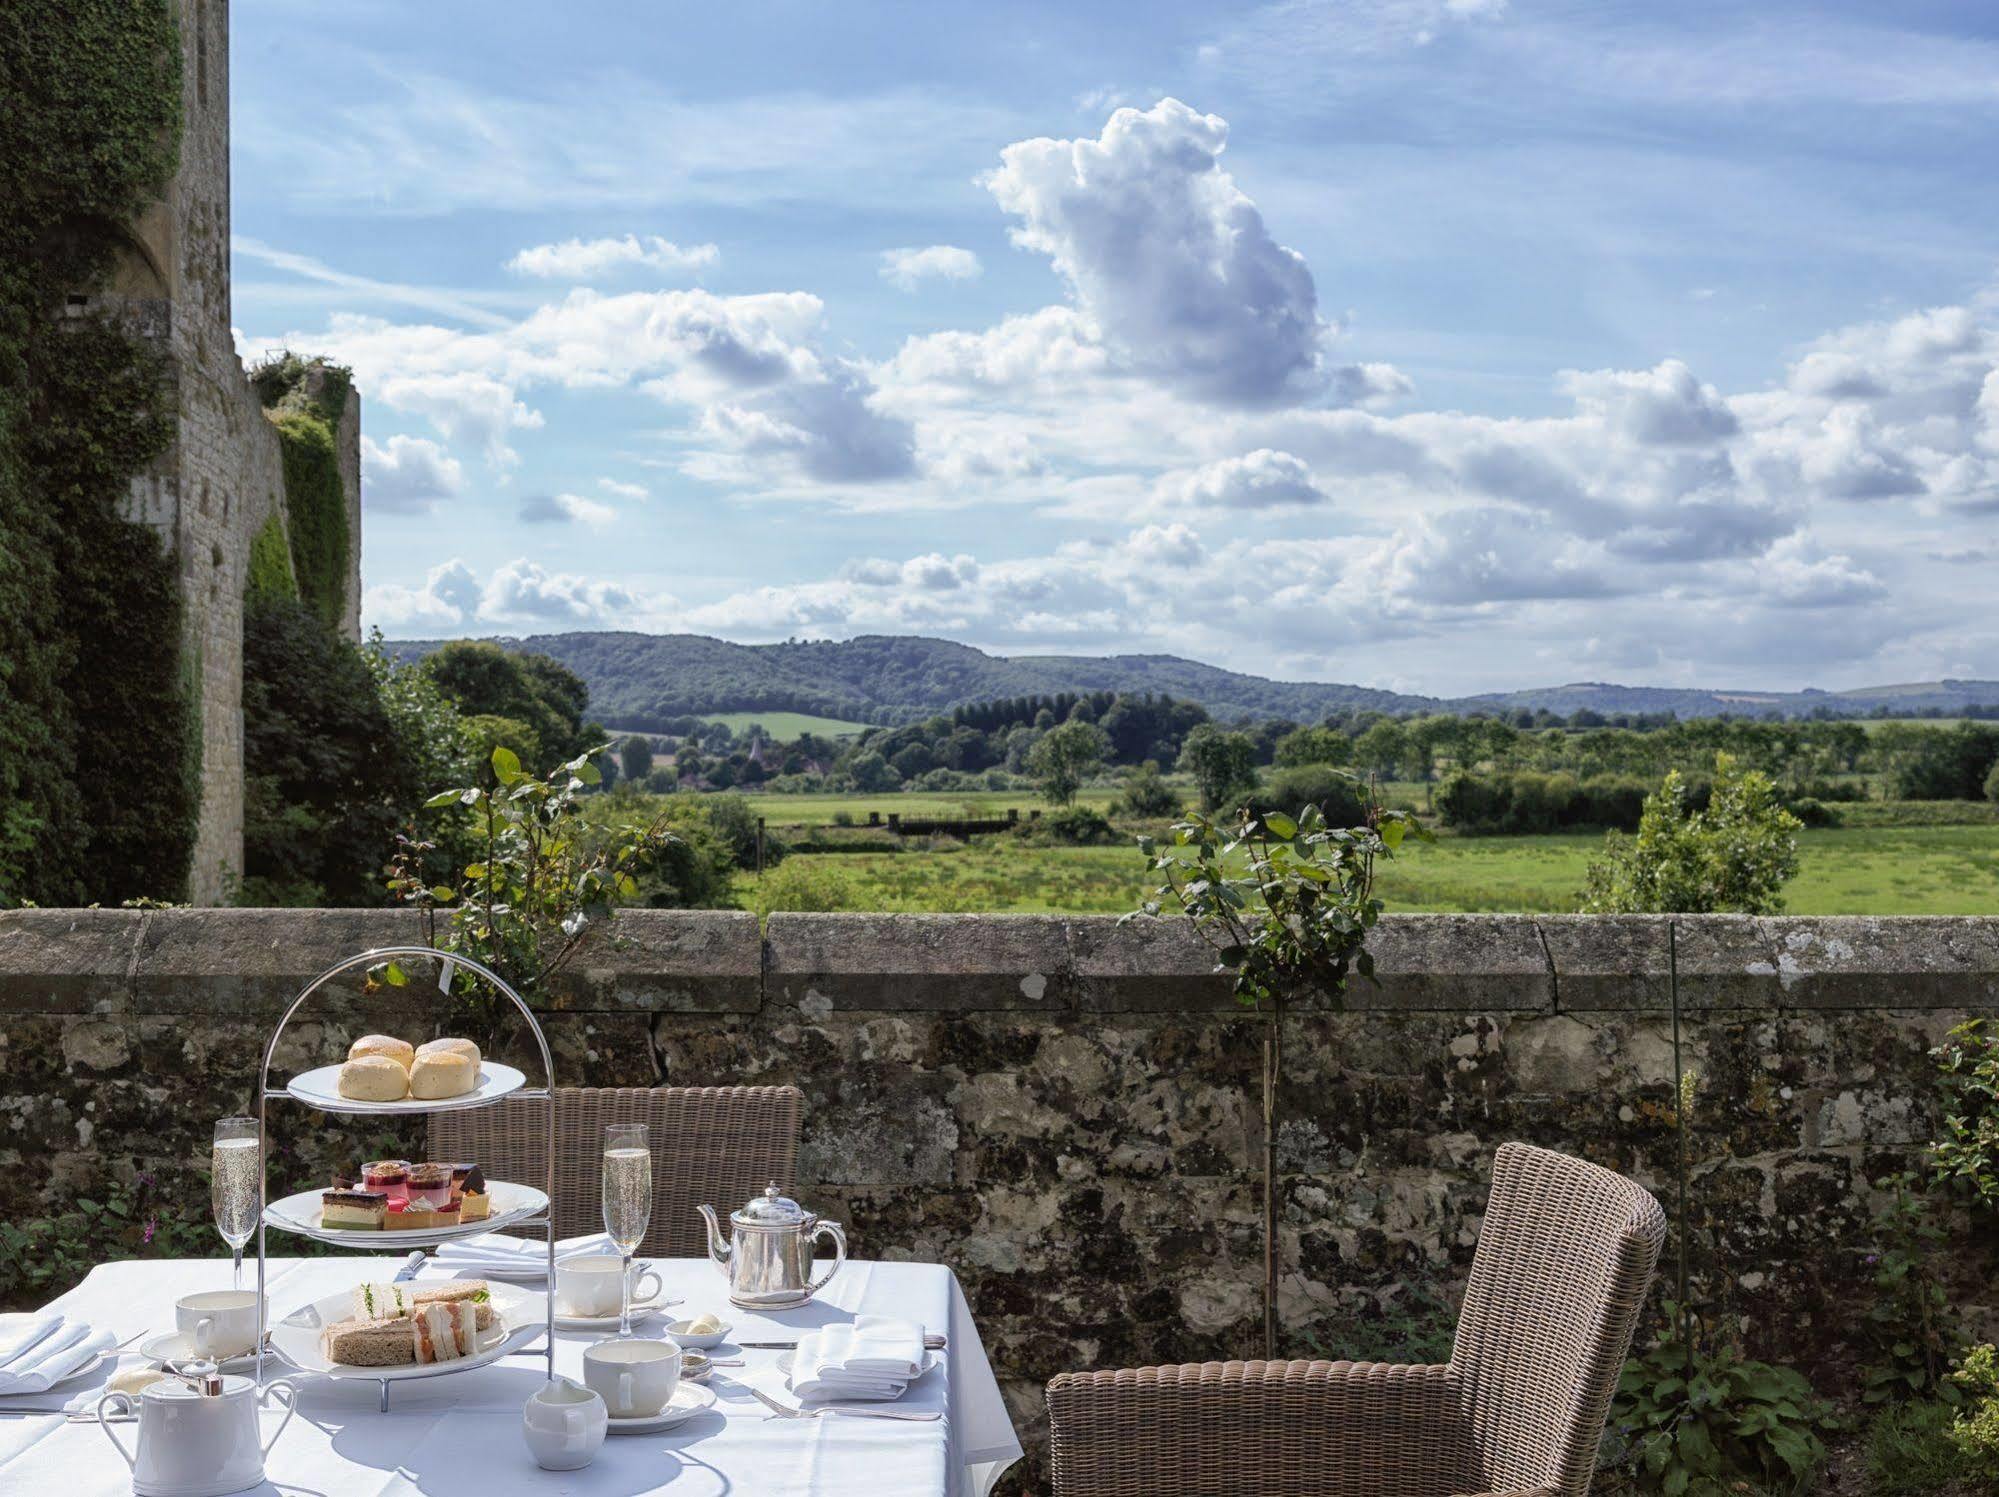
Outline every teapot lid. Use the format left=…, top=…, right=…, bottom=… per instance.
left=735, top=1182, right=807, bottom=1224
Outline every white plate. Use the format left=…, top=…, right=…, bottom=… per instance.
left=264, top=1180, right=550, bottom=1247
left=777, top=1347, right=939, bottom=1395
left=605, top=1381, right=715, bottom=1433
left=661, top=1318, right=731, bottom=1350
left=267, top=1285, right=545, bottom=1381
left=552, top=1293, right=679, bottom=1331
left=139, top=1333, right=265, bottom=1374
left=284, top=1061, right=526, bottom=1116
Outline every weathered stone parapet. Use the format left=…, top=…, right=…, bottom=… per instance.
left=3, top=909, right=1997, bottom=1493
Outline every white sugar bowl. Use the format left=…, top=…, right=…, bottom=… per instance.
left=523, top=1377, right=607, bottom=1471
left=96, top=1369, right=297, bottom=1497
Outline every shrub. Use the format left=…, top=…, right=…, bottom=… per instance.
left=831, top=809, right=856, bottom=827
left=702, top=793, right=786, bottom=870
left=1864, top=1399, right=1986, bottom=1497
left=1436, top=770, right=1652, bottom=834
left=1860, top=1173, right=1966, bottom=1405
left=1112, top=762, right=1181, bottom=819
left=1987, top=758, right=1999, bottom=805
left=1248, top=764, right=1369, bottom=827
left=746, top=858, right=859, bottom=916
left=1036, top=805, right=1115, bottom=845
left=1581, top=755, right=1802, bottom=915
left=1931, top=1019, right=1999, bottom=1212
left=1948, top=1344, right=1999, bottom=1479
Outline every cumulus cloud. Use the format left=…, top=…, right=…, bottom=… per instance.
left=1562, top=359, right=1739, bottom=447
left=365, top=558, right=484, bottom=632
left=364, top=557, right=660, bottom=632
left=879, top=245, right=982, bottom=292
left=481, top=558, right=646, bottom=623
left=506, top=235, right=719, bottom=280
left=1155, top=450, right=1329, bottom=509
left=518, top=492, right=618, bottom=529
left=984, top=98, right=1330, bottom=406
left=597, top=477, right=649, bottom=500
left=361, top=433, right=462, bottom=512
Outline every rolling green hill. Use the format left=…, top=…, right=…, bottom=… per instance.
left=387, top=632, right=1999, bottom=728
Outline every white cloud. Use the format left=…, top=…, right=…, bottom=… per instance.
left=361, top=434, right=462, bottom=513
left=506, top=235, right=719, bottom=280
left=365, top=558, right=484, bottom=632
left=481, top=559, right=646, bottom=623
left=518, top=492, right=618, bottom=529
left=1155, top=449, right=1329, bottom=509
left=879, top=245, right=983, bottom=292
left=597, top=477, right=649, bottom=500
left=364, top=558, right=662, bottom=632
left=983, top=98, right=1331, bottom=406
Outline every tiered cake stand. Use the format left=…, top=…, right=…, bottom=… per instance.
left=252, top=946, right=556, bottom=1409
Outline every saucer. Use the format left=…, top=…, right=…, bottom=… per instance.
left=661, top=1318, right=731, bottom=1350
left=604, top=1381, right=715, bottom=1433
left=552, top=1293, right=679, bottom=1331
left=139, top=1332, right=265, bottom=1373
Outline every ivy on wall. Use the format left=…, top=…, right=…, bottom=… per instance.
left=244, top=511, right=298, bottom=604
left=251, top=352, right=352, bottom=630
left=0, top=0, right=193, bottom=905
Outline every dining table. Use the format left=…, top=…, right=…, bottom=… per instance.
left=0, top=1253, right=1023, bottom=1496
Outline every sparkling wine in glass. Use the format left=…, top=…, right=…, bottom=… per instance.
left=602, top=1124, right=652, bottom=1337
left=211, top=1117, right=260, bottom=1291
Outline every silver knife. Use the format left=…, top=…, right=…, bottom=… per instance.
left=393, top=1250, right=427, bottom=1282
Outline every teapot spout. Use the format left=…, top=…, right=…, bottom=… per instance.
left=696, top=1203, right=731, bottom=1268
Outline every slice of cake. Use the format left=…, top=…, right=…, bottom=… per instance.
left=321, top=1188, right=388, bottom=1230
left=450, top=1164, right=490, bottom=1221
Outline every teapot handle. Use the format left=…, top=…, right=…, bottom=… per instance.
left=806, top=1219, right=847, bottom=1297
left=259, top=1379, right=299, bottom=1460
left=95, top=1392, right=136, bottom=1470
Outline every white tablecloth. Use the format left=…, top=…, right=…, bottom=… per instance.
left=0, top=1256, right=1021, bottom=1496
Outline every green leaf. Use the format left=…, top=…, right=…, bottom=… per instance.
left=1263, top=812, right=1298, bottom=839
left=423, top=789, right=461, bottom=808
left=490, top=745, right=522, bottom=781
left=383, top=960, right=408, bottom=987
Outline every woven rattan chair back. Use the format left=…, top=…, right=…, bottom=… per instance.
left=1449, top=1140, right=1666, bottom=1496
left=428, top=1084, right=802, bottom=1258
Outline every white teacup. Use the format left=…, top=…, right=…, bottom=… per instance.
left=582, top=1339, right=681, bottom=1418
left=556, top=1255, right=662, bottom=1318
left=175, top=1290, right=263, bottom=1359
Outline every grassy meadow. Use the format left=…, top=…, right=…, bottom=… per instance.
left=736, top=823, right=1999, bottom=917
left=678, top=711, right=872, bottom=740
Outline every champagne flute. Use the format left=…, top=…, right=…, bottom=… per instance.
left=602, top=1124, right=652, bottom=1337
left=211, top=1117, right=260, bottom=1291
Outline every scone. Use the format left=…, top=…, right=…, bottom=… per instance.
left=417, top=1036, right=481, bottom=1069
left=349, top=1034, right=415, bottom=1071
left=409, top=1048, right=475, bottom=1099
left=338, top=1053, right=409, bottom=1102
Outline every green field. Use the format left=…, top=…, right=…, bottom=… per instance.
left=741, top=788, right=1124, bottom=825
left=737, top=825, right=1999, bottom=917
left=672, top=711, right=873, bottom=739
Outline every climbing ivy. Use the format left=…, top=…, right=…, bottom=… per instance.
left=0, top=0, right=192, bottom=905
left=244, top=512, right=298, bottom=603
left=251, top=353, right=353, bottom=630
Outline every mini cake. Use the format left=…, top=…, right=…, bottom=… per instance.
left=408, top=1048, right=475, bottom=1100
left=417, top=1036, right=481, bottom=1069
left=348, top=1034, right=416, bottom=1071
left=386, top=1198, right=460, bottom=1231
left=337, top=1053, right=409, bottom=1102
left=406, top=1163, right=453, bottom=1209
left=450, top=1164, right=491, bottom=1221
left=361, top=1160, right=410, bottom=1202
left=321, top=1188, right=388, bottom=1230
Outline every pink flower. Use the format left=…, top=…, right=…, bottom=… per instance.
left=142, top=1217, right=157, bottom=1245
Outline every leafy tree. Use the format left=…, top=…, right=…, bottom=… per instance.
left=1581, top=754, right=1802, bottom=914
left=424, top=640, right=599, bottom=771
left=1890, top=723, right=1999, bottom=800
left=846, top=749, right=898, bottom=792
left=1351, top=719, right=1410, bottom=780
left=240, top=598, right=421, bottom=906
left=1273, top=726, right=1351, bottom=768
left=620, top=734, right=653, bottom=783
left=1177, top=724, right=1259, bottom=812
left=361, top=631, right=477, bottom=797
left=461, top=715, right=542, bottom=785
left=1028, top=720, right=1108, bottom=806
left=1988, top=758, right=1999, bottom=805
left=891, top=742, right=936, bottom=780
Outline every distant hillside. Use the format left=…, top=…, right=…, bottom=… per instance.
left=388, top=632, right=1999, bottom=727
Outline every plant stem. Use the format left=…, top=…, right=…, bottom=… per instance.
left=1264, top=993, right=1282, bottom=1360
left=1670, top=919, right=1691, bottom=1376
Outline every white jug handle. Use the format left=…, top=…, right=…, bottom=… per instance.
left=95, top=1392, right=136, bottom=1470
left=259, top=1379, right=298, bottom=1460
left=806, top=1219, right=847, bottom=1297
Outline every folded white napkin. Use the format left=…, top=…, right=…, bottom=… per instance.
left=433, top=1230, right=616, bottom=1276
left=0, top=1323, right=115, bottom=1396
left=789, top=1316, right=925, bottom=1402
left=0, top=1314, right=63, bottom=1367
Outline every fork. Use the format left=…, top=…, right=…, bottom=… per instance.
left=739, top=1383, right=940, bottom=1422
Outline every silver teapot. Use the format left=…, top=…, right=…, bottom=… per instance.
left=697, top=1183, right=847, bottom=1309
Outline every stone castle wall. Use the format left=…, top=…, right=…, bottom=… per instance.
left=1, top=910, right=1994, bottom=1483
left=109, top=0, right=362, bottom=903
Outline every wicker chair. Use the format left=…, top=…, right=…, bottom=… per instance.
left=1046, top=1142, right=1666, bottom=1497
left=428, top=1085, right=802, bottom=1258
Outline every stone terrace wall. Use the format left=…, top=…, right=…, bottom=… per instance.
left=2, top=910, right=1996, bottom=1485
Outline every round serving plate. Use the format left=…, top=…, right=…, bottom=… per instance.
left=282, top=1061, right=526, bottom=1116
left=263, top=1180, right=550, bottom=1248
left=268, top=1285, right=546, bottom=1382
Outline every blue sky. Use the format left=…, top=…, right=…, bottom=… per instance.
left=232, top=0, right=1999, bottom=695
